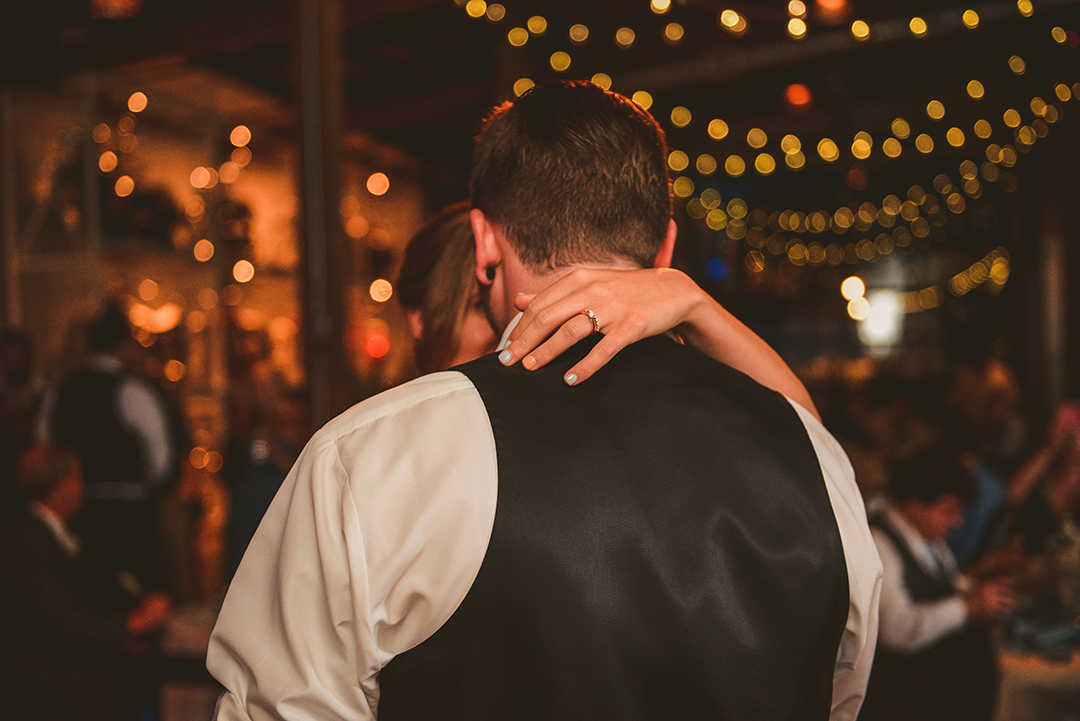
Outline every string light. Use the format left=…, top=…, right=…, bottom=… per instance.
left=550, top=51, right=571, bottom=72
left=664, top=23, right=684, bottom=45
left=508, top=27, right=528, bottom=46
left=513, top=78, right=535, bottom=96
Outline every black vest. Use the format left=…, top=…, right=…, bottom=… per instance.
left=874, top=521, right=956, bottom=603
left=378, top=336, right=849, bottom=721
left=52, top=368, right=144, bottom=489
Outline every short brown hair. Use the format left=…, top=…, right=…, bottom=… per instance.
left=15, top=444, right=80, bottom=502
left=470, top=81, right=672, bottom=271
left=397, top=202, right=479, bottom=374
left=889, top=446, right=978, bottom=505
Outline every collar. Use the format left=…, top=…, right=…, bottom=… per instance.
left=86, top=353, right=123, bottom=374
left=882, top=503, right=957, bottom=579
left=28, top=502, right=80, bottom=558
left=497, top=312, right=523, bottom=352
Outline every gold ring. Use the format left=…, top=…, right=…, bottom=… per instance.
left=581, top=309, right=600, bottom=334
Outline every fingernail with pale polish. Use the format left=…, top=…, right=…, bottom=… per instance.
left=564, top=373, right=578, bottom=386
left=498, top=349, right=513, bottom=365
left=522, top=356, right=537, bottom=370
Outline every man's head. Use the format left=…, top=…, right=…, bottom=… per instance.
left=87, top=303, right=132, bottom=355
left=469, top=81, right=675, bottom=327
left=889, top=446, right=977, bottom=542
left=15, top=444, right=84, bottom=521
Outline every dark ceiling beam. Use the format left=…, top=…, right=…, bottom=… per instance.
left=349, top=82, right=490, bottom=136
left=2, top=0, right=445, bottom=79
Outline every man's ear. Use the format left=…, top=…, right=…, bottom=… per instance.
left=471, top=208, right=501, bottom=285
left=653, top=219, right=678, bottom=269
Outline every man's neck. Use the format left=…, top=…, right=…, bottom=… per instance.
left=495, top=259, right=639, bottom=332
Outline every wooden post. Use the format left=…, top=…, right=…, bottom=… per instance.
left=297, top=0, right=349, bottom=428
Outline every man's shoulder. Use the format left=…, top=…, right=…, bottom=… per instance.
left=317, top=371, right=479, bottom=442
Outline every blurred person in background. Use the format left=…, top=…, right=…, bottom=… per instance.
left=39, top=303, right=177, bottom=604
left=0, top=444, right=170, bottom=721
left=860, top=446, right=1016, bottom=721
left=1007, top=401, right=1080, bottom=554
left=0, top=328, right=45, bottom=530
left=223, top=383, right=307, bottom=581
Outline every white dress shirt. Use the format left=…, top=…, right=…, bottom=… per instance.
left=207, top=345, right=881, bottom=721
left=872, top=504, right=968, bottom=655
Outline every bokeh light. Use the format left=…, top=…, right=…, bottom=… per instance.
left=194, top=239, right=215, bottom=262
left=127, top=92, right=148, bottom=113
left=369, top=279, right=393, bottom=303
left=115, top=175, right=135, bottom=197
left=366, top=172, right=390, bottom=196
left=230, top=125, right=252, bottom=147
left=233, top=260, right=255, bottom=283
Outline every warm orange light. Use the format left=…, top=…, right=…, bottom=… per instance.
left=163, top=360, right=186, bottom=382
left=366, top=172, right=390, bottom=196
left=816, top=0, right=849, bottom=23
left=99, top=151, right=119, bottom=173
left=193, top=239, right=215, bottom=262
left=230, top=125, right=252, bottom=147
left=369, top=279, right=393, bottom=303
left=189, top=447, right=208, bottom=469
left=127, top=92, right=148, bottom=113
left=90, top=0, right=142, bottom=20
left=365, top=333, right=391, bottom=359
left=233, top=260, right=255, bottom=283
left=190, top=167, right=211, bottom=189
left=231, top=146, right=252, bottom=168
left=139, top=279, right=159, bottom=301
left=219, top=161, right=240, bottom=184
left=785, top=83, right=813, bottom=107
left=115, top=176, right=135, bottom=197
left=346, top=215, right=370, bottom=239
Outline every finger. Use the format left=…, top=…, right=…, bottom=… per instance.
left=504, top=289, right=604, bottom=363
left=563, top=331, right=633, bottom=386
left=505, top=284, right=582, bottom=348
left=518, top=315, right=597, bottom=372
left=513, top=293, right=536, bottom=312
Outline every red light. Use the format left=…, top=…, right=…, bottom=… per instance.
left=365, top=333, right=390, bottom=359
left=815, top=0, right=849, bottom=23
left=785, top=83, right=813, bottom=108
left=1067, top=31, right=1079, bottom=48
left=845, top=167, right=868, bottom=191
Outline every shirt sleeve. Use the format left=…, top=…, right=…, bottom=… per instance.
left=207, top=371, right=497, bottom=721
left=787, top=399, right=883, bottom=721
left=116, top=376, right=174, bottom=487
left=872, top=527, right=968, bottom=654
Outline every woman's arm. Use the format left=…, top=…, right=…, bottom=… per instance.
left=498, top=267, right=821, bottom=421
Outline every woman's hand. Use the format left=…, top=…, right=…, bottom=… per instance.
left=499, top=267, right=704, bottom=386
left=497, top=266, right=820, bottom=421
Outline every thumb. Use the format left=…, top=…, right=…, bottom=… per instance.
left=514, top=293, right=536, bottom=311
